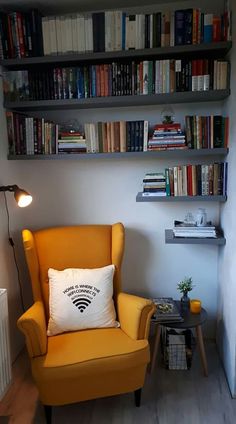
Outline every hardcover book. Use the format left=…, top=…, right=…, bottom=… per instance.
left=151, top=298, right=183, bottom=322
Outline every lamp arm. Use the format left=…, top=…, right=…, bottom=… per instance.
left=0, top=185, right=18, bottom=192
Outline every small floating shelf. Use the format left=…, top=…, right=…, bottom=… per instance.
left=165, top=229, right=226, bottom=245
left=136, top=193, right=227, bottom=202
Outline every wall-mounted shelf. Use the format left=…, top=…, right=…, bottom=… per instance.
left=7, top=148, right=228, bottom=161
left=136, top=193, right=227, bottom=202
left=0, top=42, right=232, bottom=69
left=165, top=229, right=226, bottom=245
left=4, top=90, right=231, bottom=112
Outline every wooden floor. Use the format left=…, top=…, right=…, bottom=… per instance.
left=0, top=341, right=236, bottom=424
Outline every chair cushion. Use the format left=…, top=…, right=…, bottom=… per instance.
left=43, top=328, right=149, bottom=372
left=47, top=265, right=119, bottom=336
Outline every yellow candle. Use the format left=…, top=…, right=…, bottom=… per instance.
left=190, top=299, right=202, bottom=314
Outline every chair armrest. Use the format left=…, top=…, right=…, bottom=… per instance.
left=17, top=301, right=47, bottom=358
left=117, top=292, right=156, bottom=340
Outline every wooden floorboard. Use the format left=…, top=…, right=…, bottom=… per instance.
left=0, top=342, right=236, bottom=424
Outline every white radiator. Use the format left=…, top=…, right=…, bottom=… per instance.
left=0, top=289, right=11, bottom=400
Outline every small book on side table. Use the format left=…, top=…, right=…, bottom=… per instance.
left=151, top=297, right=184, bottom=323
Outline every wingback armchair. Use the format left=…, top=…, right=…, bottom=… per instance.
left=17, top=223, right=155, bottom=423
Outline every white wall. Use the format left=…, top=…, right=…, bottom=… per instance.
left=217, top=0, right=236, bottom=398
left=0, top=0, right=228, bottom=361
left=0, top=78, right=27, bottom=360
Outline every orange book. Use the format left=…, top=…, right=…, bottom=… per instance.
left=119, top=121, right=126, bottom=152
left=106, top=122, right=111, bottom=152
left=192, top=9, right=197, bottom=45
left=224, top=117, right=229, bottom=148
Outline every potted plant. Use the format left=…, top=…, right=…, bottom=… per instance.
left=177, top=277, right=194, bottom=308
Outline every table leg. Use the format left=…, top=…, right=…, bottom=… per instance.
left=150, top=324, right=161, bottom=374
left=196, top=325, right=208, bottom=377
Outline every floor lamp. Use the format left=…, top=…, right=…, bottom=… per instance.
left=0, top=184, right=33, bottom=311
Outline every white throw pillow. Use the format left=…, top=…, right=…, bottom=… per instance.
left=47, top=265, right=119, bottom=336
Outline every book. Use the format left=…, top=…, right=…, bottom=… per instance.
left=151, top=298, right=183, bottom=322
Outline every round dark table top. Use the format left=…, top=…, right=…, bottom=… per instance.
left=161, top=301, right=207, bottom=329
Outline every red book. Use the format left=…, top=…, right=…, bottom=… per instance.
left=187, top=165, right=193, bottom=196
left=100, top=65, right=105, bottom=97
left=196, top=9, right=200, bottom=44
left=16, top=12, right=25, bottom=57
left=104, top=64, right=109, bottom=97
left=154, top=123, right=181, bottom=131
left=213, top=16, right=221, bottom=42
left=169, top=168, right=174, bottom=196
left=196, top=59, right=204, bottom=91
left=114, top=122, right=120, bottom=152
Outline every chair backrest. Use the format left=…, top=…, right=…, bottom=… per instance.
left=22, top=223, right=124, bottom=318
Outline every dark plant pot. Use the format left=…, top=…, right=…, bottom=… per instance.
left=181, top=292, right=190, bottom=309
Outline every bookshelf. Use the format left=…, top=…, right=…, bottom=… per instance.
left=1, top=6, right=231, bottom=187
left=0, top=41, right=232, bottom=69
left=4, top=90, right=231, bottom=112
left=7, top=148, right=228, bottom=161
left=165, top=229, right=226, bottom=245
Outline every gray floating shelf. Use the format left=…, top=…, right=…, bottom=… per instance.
left=0, top=42, right=232, bottom=69
left=165, top=229, right=226, bottom=245
left=136, top=193, right=227, bottom=202
left=4, top=90, right=230, bottom=111
left=7, top=148, right=228, bottom=161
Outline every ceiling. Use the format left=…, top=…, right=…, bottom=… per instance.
left=0, top=0, right=190, bottom=14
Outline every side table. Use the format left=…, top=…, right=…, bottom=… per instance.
left=150, top=301, right=208, bottom=376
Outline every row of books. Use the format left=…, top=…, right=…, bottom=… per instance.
left=142, top=163, right=228, bottom=197
left=0, top=9, right=43, bottom=59
left=0, top=6, right=231, bottom=59
left=84, top=121, right=148, bottom=154
left=173, top=222, right=217, bottom=238
left=6, top=112, right=151, bottom=155
left=148, top=122, right=186, bottom=151
left=41, top=8, right=232, bottom=55
left=3, top=59, right=229, bottom=102
left=6, top=112, right=59, bottom=155
left=185, top=115, right=229, bottom=149
left=6, top=112, right=230, bottom=156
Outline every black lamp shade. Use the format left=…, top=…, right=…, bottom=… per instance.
left=14, top=188, right=32, bottom=207
left=0, top=185, right=32, bottom=207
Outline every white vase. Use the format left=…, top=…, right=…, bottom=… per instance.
left=196, top=208, right=207, bottom=227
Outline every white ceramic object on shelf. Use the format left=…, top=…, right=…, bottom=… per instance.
left=196, top=208, right=207, bottom=227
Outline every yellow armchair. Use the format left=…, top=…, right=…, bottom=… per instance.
left=17, top=223, right=155, bottom=424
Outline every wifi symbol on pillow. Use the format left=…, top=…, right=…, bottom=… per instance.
left=72, top=297, right=92, bottom=313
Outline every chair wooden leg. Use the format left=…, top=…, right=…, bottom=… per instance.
left=134, top=388, right=142, bottom=407
left=44, top=405, right=52, bottom=424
